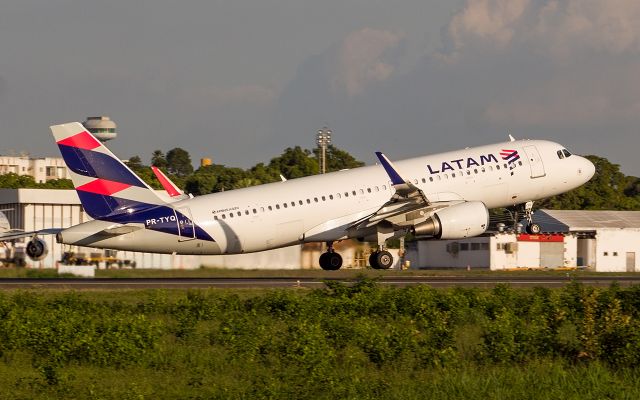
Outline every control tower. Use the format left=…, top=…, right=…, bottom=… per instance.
left=83, top=116, right=117, bottom=142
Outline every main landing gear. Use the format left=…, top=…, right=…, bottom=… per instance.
left=523, top=201, right=541, bottom=234
left=319, top=242, right=343, bottom=270
left=369, top=249, right=394, bottom=270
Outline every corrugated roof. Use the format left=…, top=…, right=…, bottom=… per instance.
left=536, top=209, right=640, bottom=231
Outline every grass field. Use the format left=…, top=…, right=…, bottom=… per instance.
left=0, top=281, right=639, bottom=398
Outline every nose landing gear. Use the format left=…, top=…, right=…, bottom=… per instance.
left=523, top=201, right=541, bottom=234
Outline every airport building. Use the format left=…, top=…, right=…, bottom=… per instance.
left=406, top=210, right=640, bottom=272
left=0, top=116, right=117, bottom=184
left=0, top=155, right=70, bottom=183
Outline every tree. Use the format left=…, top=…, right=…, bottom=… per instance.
left=151, top=150, right=167, bottom=168
left=166, top=148, right=193, bottom=177
left=313, top=144, right=365, bottom=172
left=127, top=155, right=143, bottom=170
left=268, top=146, right=318, bottom=179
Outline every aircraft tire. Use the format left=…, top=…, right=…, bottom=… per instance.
left=369, top=252, right=381, bottom=269
left=374, top=250, right=394, bottom=270
left=319, top=252, right=342, bottom=270
left=526, top=223, right=541, bottom=234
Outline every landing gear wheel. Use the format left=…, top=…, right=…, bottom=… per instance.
left=526, top=223, right=541, bottom=234
left=369, top=250, right=394, bottom=270
left=319, top=252, right=342, bottom=270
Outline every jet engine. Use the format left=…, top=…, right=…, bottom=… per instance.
left=412, top=201, right=489, bottom=239
left=26, top=237, right=48, bottom=261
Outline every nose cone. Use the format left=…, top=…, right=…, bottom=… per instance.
left=578, top=156, right=595, bottom=182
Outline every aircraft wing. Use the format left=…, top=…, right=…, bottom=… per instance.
left=0, top=228, right=63, bottom=242
left=349, top=152, right=461, bottom=230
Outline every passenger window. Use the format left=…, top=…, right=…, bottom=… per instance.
left=321, top=196, right=326, bottom=201
left=291, top=202, right=295, bottom=206
left=329, top=194, right=334, bottom=200
left=314, top=197, right=318, bottom=202
left=253, top=209, right=257, bottom=214
left=214, top=215, right=218, bottom=220
left=307, top=199, right=311, bottom=204
left=474, top=169, right=478, bottom=174
left=360, top=189, right=364, bottom=194
left=229, top=213, right=234, bottom=218
left=429, top=177, right=434, bottom=182
left=299, top=200, right=303, bottom=205
left=283, top=203, right=287, bottom=208
left=260, top=207, right=265, bottom=212
left=421, top=178, right=426, bottom=183
left=352, top=191, right=356, bottom=196
left=367, top=188, right=372, bottom=193
left=237, top=211, right=241, bottom=216
left=222, top=214, right=226, bottom=219
left=375, top=186, right=379, bottom=192
left=337, top=193, right=341, bottom=198
left=268, top=206, right=273, bottom=211
left=276, top=204, right=280, bottom=210
left=344, top=192, right=349, bottom=197
left=382, top=185, right=387, bottom=190
left=496, top=165, right=500, bottom=170
left=245, top=210, right=249, bottom=215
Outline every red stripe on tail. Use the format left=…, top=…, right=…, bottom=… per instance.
left=57, top=131, right=102, bottom=150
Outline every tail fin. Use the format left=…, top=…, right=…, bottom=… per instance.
left=51, top=122, right=166, bottom=220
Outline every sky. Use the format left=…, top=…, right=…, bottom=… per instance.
left=1, top=0, right=639, bottom=175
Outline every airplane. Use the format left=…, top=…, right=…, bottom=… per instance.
left=3, top=122, right=594, bottom=269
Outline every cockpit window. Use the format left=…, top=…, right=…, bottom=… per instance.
left=562, top=149, right=572, bottom=158
left=557, top=150, right=564, bottom=159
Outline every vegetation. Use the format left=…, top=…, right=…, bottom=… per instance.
left=0, top=282, right=639, bottom=398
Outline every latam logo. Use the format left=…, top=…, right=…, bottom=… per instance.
left=426, top=154, right=499, bottom=175
left=500, top=149, right=520, bottom=164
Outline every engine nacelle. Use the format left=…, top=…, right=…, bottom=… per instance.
left=26, top=238, right=48, bottom=261
left=412, top=201, right=489, bottom=239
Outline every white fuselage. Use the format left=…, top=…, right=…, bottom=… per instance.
left=58, top=139, right=594, bottom=254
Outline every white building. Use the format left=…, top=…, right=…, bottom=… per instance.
left=0, top=156, right=69, bottom=183
left=407, top=210, right=640, bottom=272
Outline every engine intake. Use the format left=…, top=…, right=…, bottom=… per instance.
left=412, top=201, right=489, bottom=239
left=26, top=238, right=48, bottom=261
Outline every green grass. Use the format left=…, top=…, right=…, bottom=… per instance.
left=1, top=283, right=640, bottom=398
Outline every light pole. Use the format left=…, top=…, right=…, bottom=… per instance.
left=316, top=127, right=332, bottom=174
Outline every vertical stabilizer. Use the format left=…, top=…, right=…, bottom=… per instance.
left=51, top=122, right=166, bottom=220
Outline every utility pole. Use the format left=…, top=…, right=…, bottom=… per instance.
left=316, top=127, right=332, bottom=174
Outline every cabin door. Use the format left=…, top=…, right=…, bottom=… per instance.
left=523, top=145, right=546, bottom=178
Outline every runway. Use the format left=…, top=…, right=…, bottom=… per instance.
left=1, top=275, right=639, bottom=289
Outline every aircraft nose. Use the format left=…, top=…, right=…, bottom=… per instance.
left=578, top=156, right=595, bottom=181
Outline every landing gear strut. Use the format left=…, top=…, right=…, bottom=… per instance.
left=369, top=225, right=395, bottom=269
left=522, top=201, right=541, bottom=234
left=319, top=242, right=343, bottom=270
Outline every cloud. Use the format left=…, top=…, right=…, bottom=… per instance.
left=332, top=28, right=404, bottom=96
left=442, top=0, right=640, bottom=59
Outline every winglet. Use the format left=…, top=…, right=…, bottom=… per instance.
left=375, top=152, right=404, bottom=185
left=151, top=166, right=183, bottom=197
